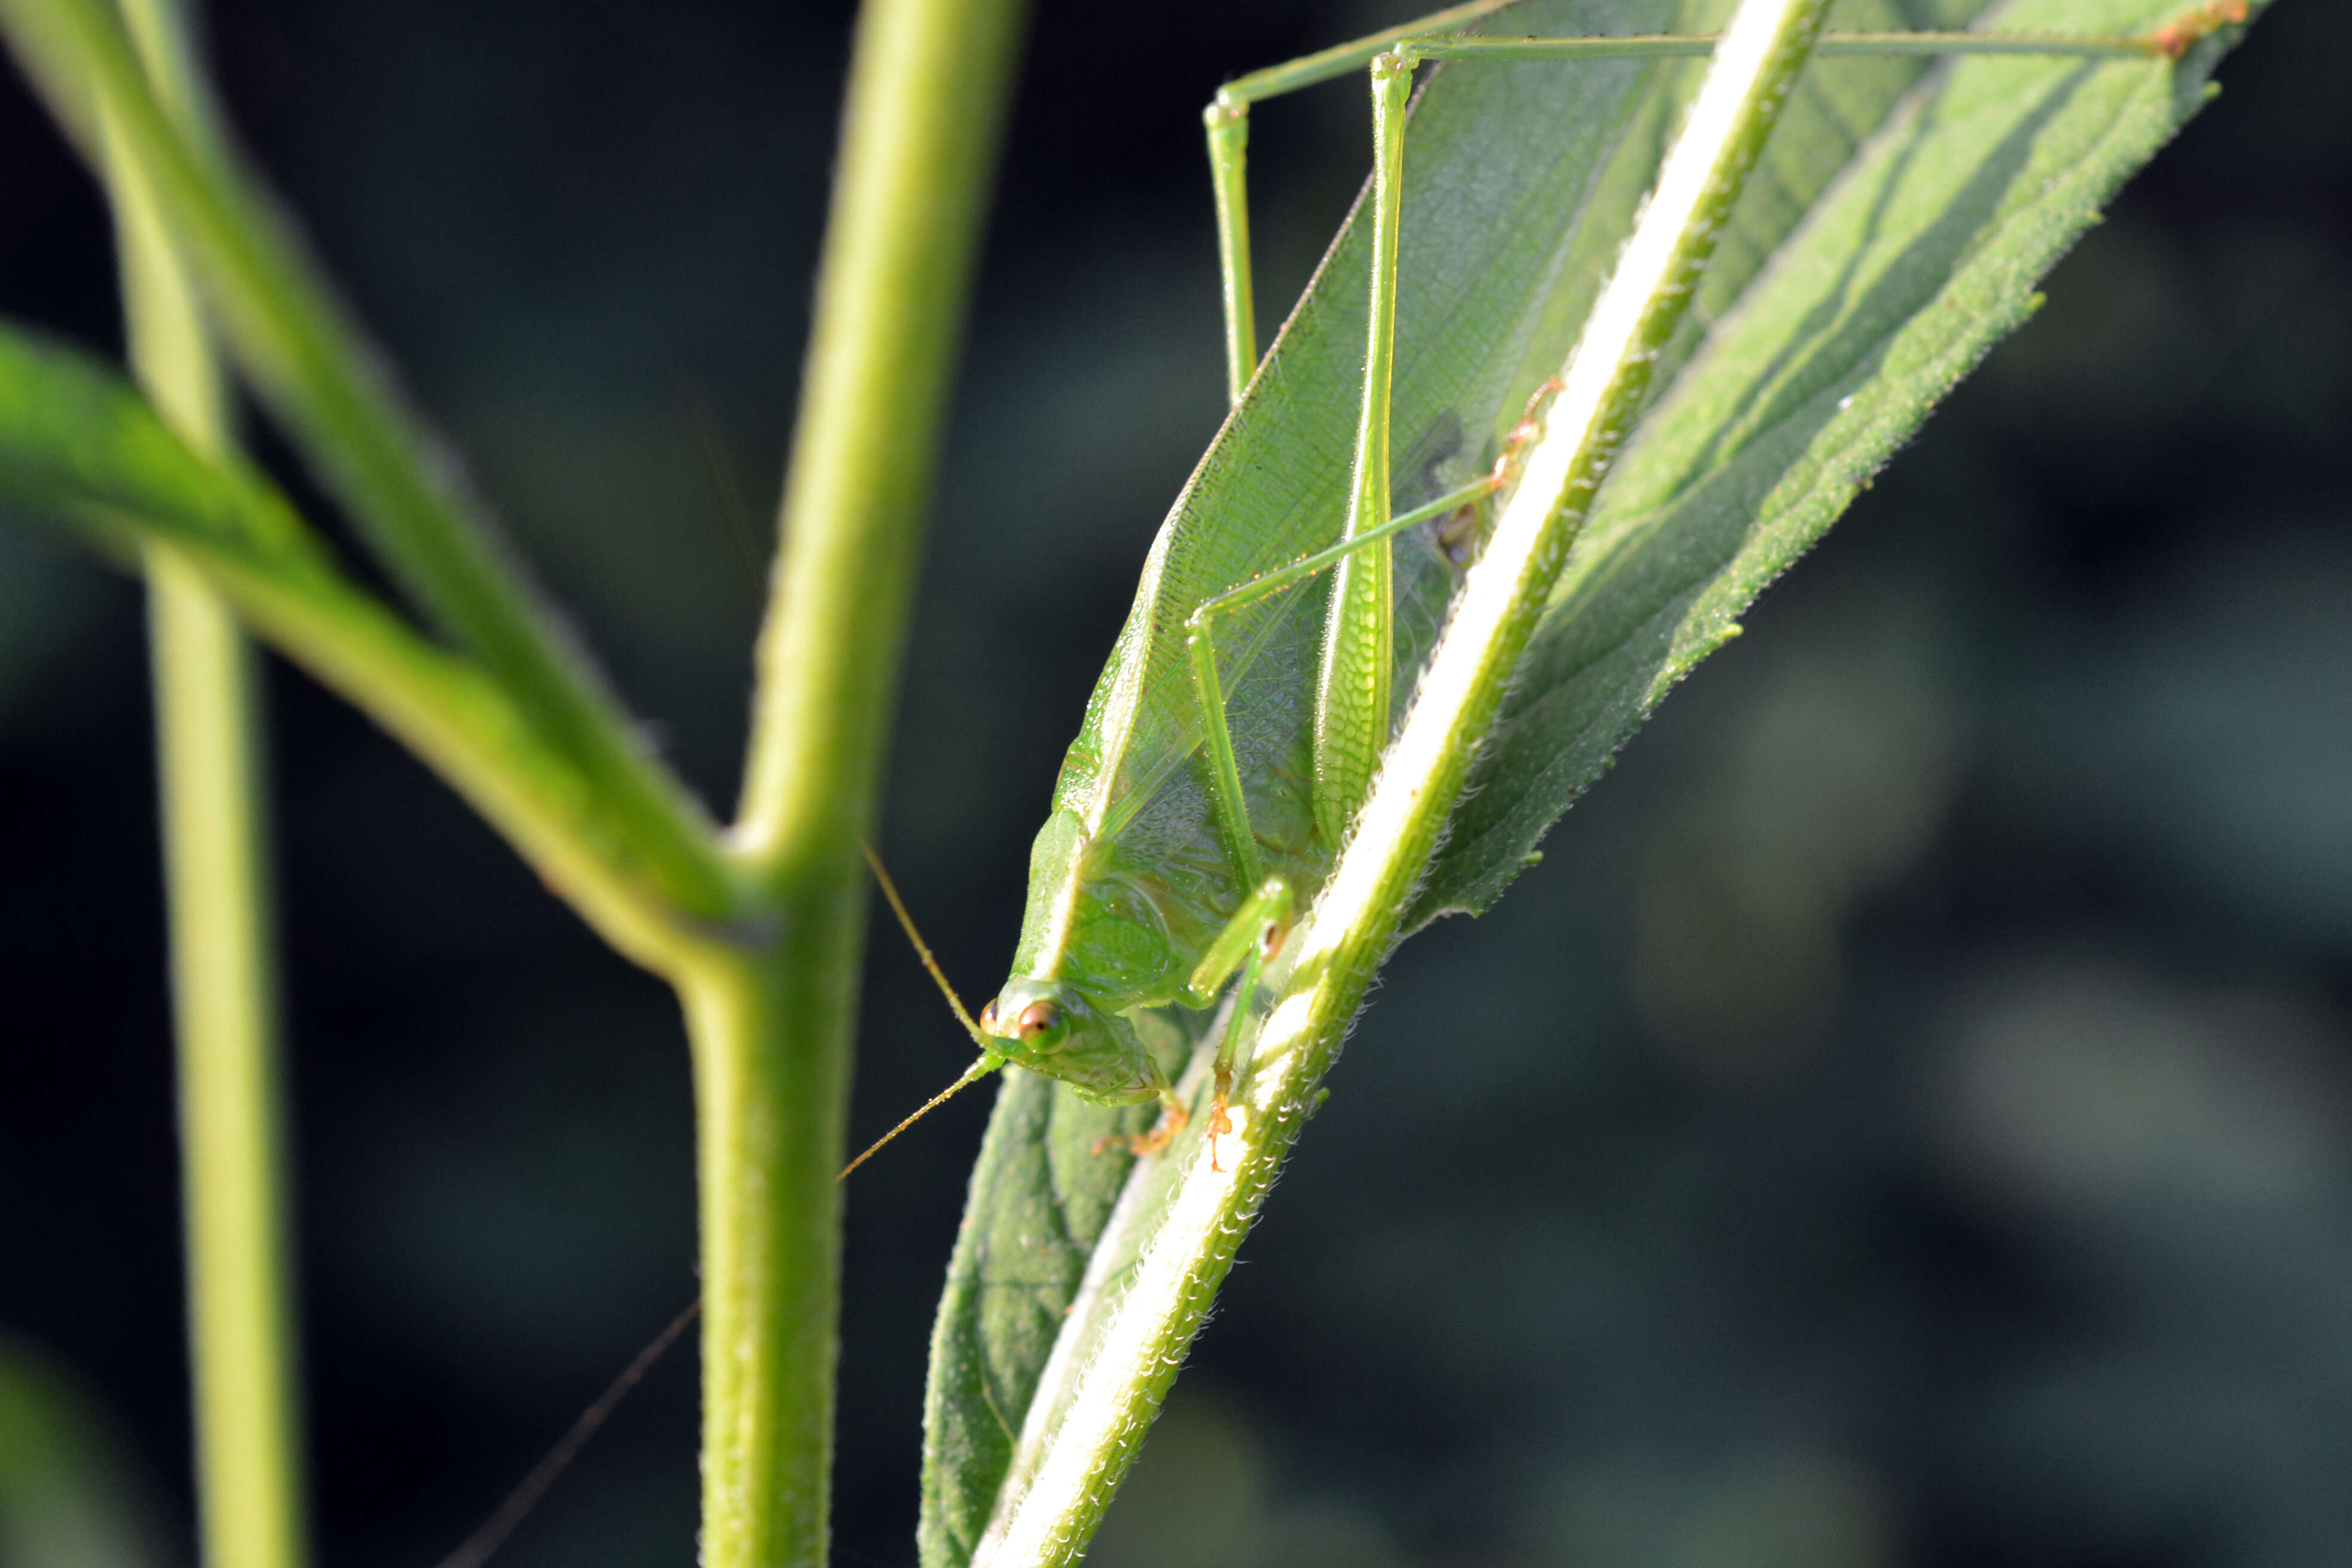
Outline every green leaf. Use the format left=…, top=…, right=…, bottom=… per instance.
left=0, top=322, right=308, bottom=563
left=920, top=1064, right=1162, bottom=1568
left=1412, top=0, right=2257, bottom=920
left=0, top=319, right=707, bottom=967
left=921, top=1, right=2262, bottom=1560
left=0, top=0, right=737, bottom=922
left=920, top=2, right=1702, bottom=1551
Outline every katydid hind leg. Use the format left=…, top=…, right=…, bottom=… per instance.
left=1205, top=1, right=2228, bottom=401
left=1312, top=51, right=1412, bottom=852
left=1205, top=102, right=1256, bottom=407
left=1191, top=7, right=2211, bottom=1026
left=1200, top=1, right=1525, bottom=406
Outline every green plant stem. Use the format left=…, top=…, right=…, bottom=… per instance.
left=0, top=0, right=737, bottom=922
left=693, top=0, right=1028, bottom=1560
left=105, top=3, right=308, bottom=1566
left=732, top=0, right=1027, bottom=866
left=676, top=951, right=845, bottom=1568
left=149, top=562, right=306, bottom=1568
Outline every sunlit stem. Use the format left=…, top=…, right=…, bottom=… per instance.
left=702, top=0, right=1030, bottom=1557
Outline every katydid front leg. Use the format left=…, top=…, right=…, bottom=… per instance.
left=1090, top=876, right=1294, bottom=1163
left=1181, top=382, right=1564, bottom=893
left=1183, top=876, right=1295, bottom=1171
left=1184, top=473, right=1500, bottom=891
left=1093, top=1082, right=1193, bottom=1158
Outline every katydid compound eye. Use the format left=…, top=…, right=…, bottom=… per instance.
left=979, top=1000, right=998, bottom=1032
left=1016, top=1001, right=1060, bottom=1040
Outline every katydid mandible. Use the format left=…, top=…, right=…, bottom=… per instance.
left=863, top=0, right=2251, bottom=1173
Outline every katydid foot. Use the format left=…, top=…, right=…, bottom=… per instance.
left=1095, top=1093, right=1190, bottom=1158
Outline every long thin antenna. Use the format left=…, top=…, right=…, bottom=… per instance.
left=429, top=1046, right=990, bottom=1568
left=434, top=1298, right=702, bottom=1568
left=434, top=844, right=999, bottom=1568
left=678, top=380, right=767, bottom=597
left=859, top=838, right=990, bottom=1048
left=838, top=841, right=1007, bottom=1177
left=839, top=1052, right=1001, bottom=1182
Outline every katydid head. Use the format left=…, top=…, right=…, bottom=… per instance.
left=979, top=979, right=1167, bottom=1107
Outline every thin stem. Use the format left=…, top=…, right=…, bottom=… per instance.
left=0, top=0, right=738, bottom=922
left=733, top=0, right=1026, bottom=865
left=150, top=570, right=308, bottom=1568
left=970, top=3, right=1834, bottom=1561
left=105, top=1, right=308, bottom=1565
left=190, top=532, right=711, bottom=975
left=705, top=0, right=1030, bottom=1558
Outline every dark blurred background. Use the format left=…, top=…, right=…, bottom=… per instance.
left=0, top=1, right=2345, bottom=1565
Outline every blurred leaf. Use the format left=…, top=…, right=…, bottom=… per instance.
left=0, top=1336, right=163, bottom=1568
left=0, top=322, right=309, bottom=566
left=0, top=316, right=697, bottom=956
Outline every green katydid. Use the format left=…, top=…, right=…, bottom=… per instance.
left=923, top=4, right=2273, bottom=1561
left=853, top=0, right=2248, bottom=1178
left=914, top=3, right=2266, bottom=1563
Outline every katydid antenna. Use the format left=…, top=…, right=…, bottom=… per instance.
left=433, top=844, right=997, bottom=1568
